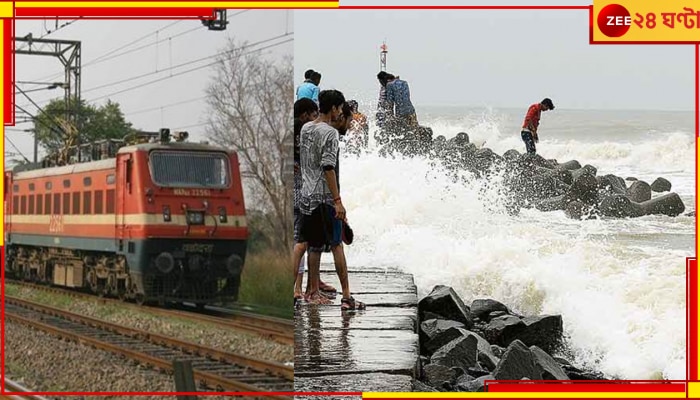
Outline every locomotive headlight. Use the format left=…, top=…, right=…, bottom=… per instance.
left=163, top=206, right=171, bottom=222
left=226, top=254, right=243, bottom=277
left=218, top=206, right=227, bottom=223
left=187, top=211, right=204, bottom=225
left=155, top=252, right=175, bottom=274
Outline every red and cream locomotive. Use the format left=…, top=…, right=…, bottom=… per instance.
left=4, top=129, right=248, bottom=306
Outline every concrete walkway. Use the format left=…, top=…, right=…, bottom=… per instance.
left=294, top=264, right=419, bottom=396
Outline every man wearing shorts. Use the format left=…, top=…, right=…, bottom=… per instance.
left=299, top=90, right=365, bottom=310
left=293, top=98, right=319, bottom=303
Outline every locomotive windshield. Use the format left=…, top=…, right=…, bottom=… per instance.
left=149, top=150, right=230, bottom=188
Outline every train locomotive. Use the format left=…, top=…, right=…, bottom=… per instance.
left=4, top=129, right=248, bottom=307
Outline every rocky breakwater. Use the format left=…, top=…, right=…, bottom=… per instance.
left=426, top=132, right=687, bottom=219
left=413, top=285, right=607, bottom=392
left=503, top=152, right=686, bottom=219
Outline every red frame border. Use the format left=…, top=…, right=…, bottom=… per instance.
left=3, top=2, right=699, bottom=398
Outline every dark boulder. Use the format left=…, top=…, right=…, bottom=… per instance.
left=423, top=364, right=458, bottom=387
left=456, top=374, right=493, bottom=392
left=520, top=153, right=556, bottom=170
left=598, top=195, right=644, bottom=218
left=484, top=315, right=525, bottom=346
left=650, top=177, right=672, bottom=192
left=571, top=164, right=597, bottom=181
left=536, top=195, right=567, bottom=212
left=556, top=160, right=582, bottom=171
left=471, top=299, right=510, bottom=320
left=418, top=285, right=473, bottom=328
left=488, top=311, right=507, bottom=320
left=530, top=346, right=569, bottom=380
left=597, top=174, right=627, bottom=195
left=627, top=181, right=651, bottom=203
left=421, top=319, right=466, bottom=354
left=640, top=192, right=685, bottom=217
left=454, top=132, right=470, bottom=145
left=492, top=340, right=541, bottom=380
left=430, top=335, right=478, bottom=372
left=503, top=149, right=521, bottom=162
left=462, top=330, right=501, bottom=372
left=564, top=172, right=598, bottom=205
left=536, top=167, right=573, bottom=185
left=517, top=315, right=564, bottom=354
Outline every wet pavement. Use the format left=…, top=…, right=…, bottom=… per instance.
left=294, top=265, right=419, bottom=395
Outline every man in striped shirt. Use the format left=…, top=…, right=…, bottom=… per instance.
left=521, top=98, right=555, bottom=154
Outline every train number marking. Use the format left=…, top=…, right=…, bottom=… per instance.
left=174, top=188, right=212, bottom=196
left=49, top=215, right=64, bottom=233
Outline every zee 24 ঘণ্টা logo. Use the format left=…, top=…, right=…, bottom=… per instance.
left=596, top=2, right=700, bottom=40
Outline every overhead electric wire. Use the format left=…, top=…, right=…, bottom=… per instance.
left=85, top=20, right=183, bottom=66
left=81, top=25, right=204, bottom=69
left=21, top=20, right=184, bottom=85
left=83, top=32, right=292, bottom=96
left=5, top=134, right=31, bottom=163
left=124, top=95, right=207, bottom=117
left=14, top=85, right=69, bottom=138
left=86, top=35, right=293, bottom=103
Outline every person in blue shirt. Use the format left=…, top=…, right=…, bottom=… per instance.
left=385, top=74, right=418, bottom=130
left=296, top=70, right=322, bottom=104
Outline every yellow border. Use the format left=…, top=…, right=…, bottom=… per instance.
left=15, top=1, right=338, bottom=9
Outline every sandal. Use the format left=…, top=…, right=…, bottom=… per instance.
left=341, top=296, right=366, bottom=311
left=306, top=291, right=332, bottom=305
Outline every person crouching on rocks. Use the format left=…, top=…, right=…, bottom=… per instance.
left=521, top=98, right=554, bottom=154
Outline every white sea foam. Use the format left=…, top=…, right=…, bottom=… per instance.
left=339, top=109, right=693, bottom=380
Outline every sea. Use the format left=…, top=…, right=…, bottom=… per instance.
left=337, top=105, right=695, bottom=380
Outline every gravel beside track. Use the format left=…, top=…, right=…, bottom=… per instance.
left=7, top=284, right=292, bottom=365
left=5, top=321, right=285, bottom=399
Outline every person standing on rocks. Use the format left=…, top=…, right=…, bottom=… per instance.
left=297, top=70, right=322, bottom=105
left=299, top=90, right=365, bottom=311
left=385, top=74, right=418, bottom=134
left=520, top=98, right=555, bottom=154
left=376, top=71, right=391, bottom=129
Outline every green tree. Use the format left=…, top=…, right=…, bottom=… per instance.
left=33, top=98, right=134, bottom=154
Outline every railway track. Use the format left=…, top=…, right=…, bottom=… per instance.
left=6, top=280, right=293, bottom=346
left=1, top=379, right=50, bottom=400
left=5, top=296, right=293, bottom=399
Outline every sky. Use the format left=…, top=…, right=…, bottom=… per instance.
left=294, top=7, right=696, bottom=113
left=8, top=10, right=293, bottom=165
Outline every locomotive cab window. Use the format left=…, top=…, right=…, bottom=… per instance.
left=149, top=150, right=230, bottom=188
